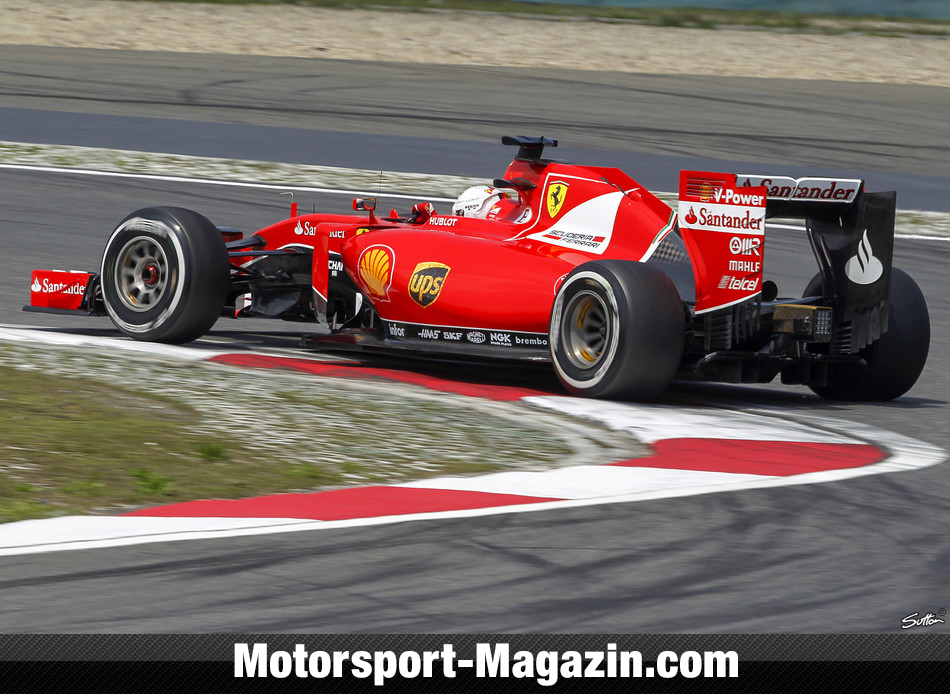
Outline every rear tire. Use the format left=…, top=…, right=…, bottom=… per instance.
left=100, top=207, right=229, bottom=343
left=549, top=260, right=685, bottom=400
left=807, top=267, right=930, bottom=400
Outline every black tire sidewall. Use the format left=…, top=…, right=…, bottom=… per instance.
left=100, top=207, right=228, bottom=343
left=807, top=267, right=930, bottom=400
left=550, top=260, right=684, bottom=400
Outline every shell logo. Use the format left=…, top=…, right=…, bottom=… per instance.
left=358, top=245, right=394, bottom=300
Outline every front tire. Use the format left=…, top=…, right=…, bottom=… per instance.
left=549, top=260, right=685, bottom=400
left=807, top=267, right=930, bottom=400
left=100, top=207, right=229, bottom=343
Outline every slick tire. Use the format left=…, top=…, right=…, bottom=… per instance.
left=807, top=267, right=930, bottom=401
left=549, top=260, right=685, bottom=400
left=100, top=207, right=230, bottom=343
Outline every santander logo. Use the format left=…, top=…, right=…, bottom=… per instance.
left=845, top=230, right=884, bottom=285
left=32, top=278, right=85, bottom=294
left=684, top=207, right=698, bottom=225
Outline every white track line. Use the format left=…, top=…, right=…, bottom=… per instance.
left=0, top=163, right=457, bottom=203
left=4, top=162, right=949, bottom=240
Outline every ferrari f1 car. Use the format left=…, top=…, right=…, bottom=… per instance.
left=27, top=136, right=930, bottom=401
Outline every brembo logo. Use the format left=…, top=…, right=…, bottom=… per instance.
left=845, top=230, right=884, bottom=285
left=358, top=246, right=394, bottom=299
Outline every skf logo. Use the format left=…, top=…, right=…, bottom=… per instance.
left=546, top=181, right=569, bottom=218
left=408, top=262, right=450, bottom=308
left=358, top=245, right=394, bottom=300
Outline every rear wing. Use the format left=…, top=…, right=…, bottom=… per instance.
left=679, top=172, right=896, bottom=353
left=736, top=175, right=863, bottom=220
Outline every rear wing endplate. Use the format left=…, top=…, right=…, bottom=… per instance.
left=680, top=172, right=896, bottom=353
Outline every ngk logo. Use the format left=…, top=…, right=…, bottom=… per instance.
left=729, top=236, right=761, bottom=256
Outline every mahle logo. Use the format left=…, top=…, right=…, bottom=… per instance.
left=546, top=181, right=569, bottom=218
left=408, top=262, right=450, bottom=308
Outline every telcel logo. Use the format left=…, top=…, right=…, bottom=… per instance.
left=729, top=277, right=760, bottom=292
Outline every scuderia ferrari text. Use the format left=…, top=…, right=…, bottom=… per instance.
left=234, top=642, right=738, bottom=685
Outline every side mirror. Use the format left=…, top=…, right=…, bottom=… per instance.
left=353, top=197, right=378, bottom=224
left=353, top=197, right=377, bottom=212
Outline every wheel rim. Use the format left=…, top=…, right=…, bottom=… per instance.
left=561, top=289, right=610, bottom=370
left=114, top=236, right=169, bottom=312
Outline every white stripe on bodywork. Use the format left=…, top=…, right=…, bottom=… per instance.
left=526, top=191, right=624, bottom=255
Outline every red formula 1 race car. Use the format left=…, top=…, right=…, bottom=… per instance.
left=27, top=136, right=930, bottom=401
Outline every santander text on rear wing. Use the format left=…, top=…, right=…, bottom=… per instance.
left=678, top=171, right=896, bottom=354
left=735, top=175, right=863, bottom=219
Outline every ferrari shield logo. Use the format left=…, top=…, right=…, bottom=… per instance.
left=408, top=262, right=450, bottom=307
left=546, top=181, right=569, bottom=218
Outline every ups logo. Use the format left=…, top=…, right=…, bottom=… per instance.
left=408, top=262, right=450, bottom=308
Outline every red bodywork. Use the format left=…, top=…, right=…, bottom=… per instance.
left=235, top=156, right=678, bottom=350
left=30, top=136, right=911, bottom=401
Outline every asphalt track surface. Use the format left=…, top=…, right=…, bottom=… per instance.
left=1, top=47, right=949, bottom=632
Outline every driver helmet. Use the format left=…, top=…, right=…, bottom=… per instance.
left=452, top=186, right=514, bottom=219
